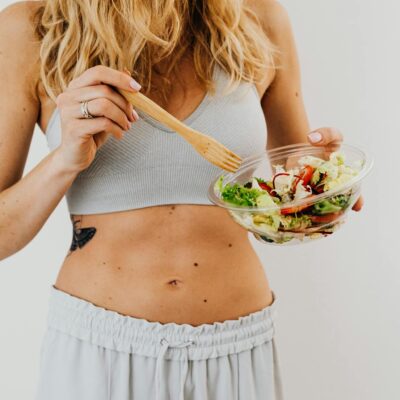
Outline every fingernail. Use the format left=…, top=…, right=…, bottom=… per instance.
left=308, top=131, right=322, bottom=143
left=132, top=109, right=139, bottom=120
left=130, top=79, right=141, bottom=91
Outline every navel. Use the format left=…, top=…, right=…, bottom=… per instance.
left=167, top=279, right=183, bottom=287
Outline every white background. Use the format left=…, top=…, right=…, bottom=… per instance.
left=0, top=0, right=399, bottom=399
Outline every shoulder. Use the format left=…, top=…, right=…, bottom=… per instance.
left=0, top=1, right=43, bottom=34
left=0, top=1, right=44, bottom=96
left=245, top=0, right=293, bottom=43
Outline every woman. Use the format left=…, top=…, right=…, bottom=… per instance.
left=0, top=1, right=362, bottom=399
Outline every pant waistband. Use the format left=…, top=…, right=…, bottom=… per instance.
left=46, top=285, right=278, bottom=361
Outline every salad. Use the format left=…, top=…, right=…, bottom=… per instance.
left=215, top=151, right=363, bottom=244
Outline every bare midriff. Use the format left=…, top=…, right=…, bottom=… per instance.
left=54, top=205, right=274, bottom=326
left=40, top=59, right=276, bottom=327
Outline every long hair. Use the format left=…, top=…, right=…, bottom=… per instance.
left=34, top=0, right=278, bottom=102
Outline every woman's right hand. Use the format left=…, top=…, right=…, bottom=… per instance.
left=54, top=65, right=142, bottom=173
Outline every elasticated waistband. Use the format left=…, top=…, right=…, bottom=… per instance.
left=46, top=285, right=278, bottom=361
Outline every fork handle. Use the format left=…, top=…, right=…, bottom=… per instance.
left=118, top=89, right=195, bottom=140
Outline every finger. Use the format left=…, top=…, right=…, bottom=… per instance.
left=73, top=117, right=125, bottom=140
left=122, top=67, right=132, bottom=76
left=307, top=127, right=343, bottom=151
left=67, top=65, right=141, bottom=93
left=352, top=195, right=364, bottom=212
left=93, top=131, right=112, bottom=149
left=74, top=98, right=132, bottom=130
left=70, top=84, right=136, bottom=122
left=121, top=69, right=138, bottom=119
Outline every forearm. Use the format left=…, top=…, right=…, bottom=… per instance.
left=263, top=83, right=311, bottom=150
left=0, top=148, right=78, bottom=260
left=266, top=108, right=310, bottom=150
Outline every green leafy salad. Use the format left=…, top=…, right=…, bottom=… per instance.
left=215, top=152, right=362, bottom=243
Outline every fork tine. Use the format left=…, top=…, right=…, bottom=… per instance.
left=221, top=161, right=240, bottom=172
left=226, top=150, right=242, bottom=162
left=206, top=153, right=241, bottom=172
left=201, top=135, right=242, bottom=160
left=214, top=158, right=241, bottom=171
left=207, top=140, right=242, bottom=163
left=222, top=158, right=241, bottom=170
left=216, top=161, right=238, bottom=172
left=199, top=148, right=238, bottom=171
left=205, top=147, right=242, bottom=168
left=217, top=158, right=240, bottom=170
left=205, top=142, right=242, bottom=164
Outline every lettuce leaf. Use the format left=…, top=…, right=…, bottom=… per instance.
left=221, top=183, right=263, bottom=207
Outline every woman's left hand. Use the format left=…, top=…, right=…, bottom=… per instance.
left=307, top=127, right=363, bottom=212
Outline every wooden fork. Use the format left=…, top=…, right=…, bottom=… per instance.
left=118, top=89, right=242, bottom=172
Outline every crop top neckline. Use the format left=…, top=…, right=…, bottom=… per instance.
left=138, top=67, right=219, bottom=133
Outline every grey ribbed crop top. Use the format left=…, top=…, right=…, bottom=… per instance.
left=45, top=67, right=267, bottom=215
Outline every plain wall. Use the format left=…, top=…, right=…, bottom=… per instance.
left=0, top=1, right=398, bottom=399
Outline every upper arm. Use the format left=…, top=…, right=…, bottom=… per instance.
left=250, top=0, right=310, bottom=149
left=0, top=1, right=41, bottom=192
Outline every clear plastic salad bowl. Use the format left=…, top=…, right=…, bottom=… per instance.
left=208, top=143, right=373, bottom=245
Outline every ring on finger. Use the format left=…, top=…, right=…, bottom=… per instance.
left=80, top=100, right=94, bottom=119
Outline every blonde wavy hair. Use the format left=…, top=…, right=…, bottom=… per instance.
left=34, top=0, right=278, bottom=102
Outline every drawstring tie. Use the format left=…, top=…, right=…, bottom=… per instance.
left=155, top=337, right=195, bottom=400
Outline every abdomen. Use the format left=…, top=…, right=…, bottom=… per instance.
left=54, top=205, right=273, bottom=325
